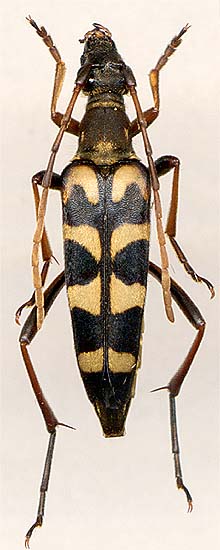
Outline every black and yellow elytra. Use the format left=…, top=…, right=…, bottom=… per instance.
left=62, top=158, right=150, bottom=436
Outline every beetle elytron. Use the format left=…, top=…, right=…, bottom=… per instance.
left=16, top=18, right=214, bottom=547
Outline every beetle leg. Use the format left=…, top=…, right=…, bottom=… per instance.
left=20, top=271, right=65, bottom=424
left=24, top=431, right=56, bottom=549
left=130, top=24, right=190, bottom=137
left=149, top=260, right=206, bottom=511
left=26, top=16, right=80, bottom=136
left=19, top=271, right=73, bottom=547
left=32, top=175, right=54, bottom=271
left=15, top=172, right=63, bottom=324
left=15, top=261, right=50, bottom=324
left=155, top=155, right=215, bottom=297
left=32, top=169, right=62, bottom=267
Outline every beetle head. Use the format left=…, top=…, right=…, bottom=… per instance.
left=78, top=23, right=128, bottom=95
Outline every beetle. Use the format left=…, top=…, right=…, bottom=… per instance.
left=16, top=18, right=214, bottom=547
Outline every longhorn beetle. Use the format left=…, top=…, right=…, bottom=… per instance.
left=17, top=18, right=214, bottom=547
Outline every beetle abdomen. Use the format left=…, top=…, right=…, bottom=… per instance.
left=62, top=159, right=150, bottom=435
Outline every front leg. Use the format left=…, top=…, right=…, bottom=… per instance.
left=26, top=16, right=80, bottom=136
left=130, top=24, right=190, bottom=137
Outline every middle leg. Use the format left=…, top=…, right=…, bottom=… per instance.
left=155, top=155, right=214, bottom=297
left=16, top=170, right=63, bottom=325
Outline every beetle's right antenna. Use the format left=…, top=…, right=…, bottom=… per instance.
left=124, top=25, right=191, bottom=324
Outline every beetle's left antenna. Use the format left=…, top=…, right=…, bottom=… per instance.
left=26, top=16, right=90, bottom=331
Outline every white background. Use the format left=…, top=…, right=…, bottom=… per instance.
left=1, top=1, right=219, bottom=549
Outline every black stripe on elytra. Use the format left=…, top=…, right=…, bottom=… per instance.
left=108, top=307, right=143, bottom=357
left=113, top=240, right=149, bottom=286
left=62, top=183, right=103, bottom=228
left=106, top=182, right=150, bottom=230
left=64, top=241, right=99, bottom=286
left=71, top=308, right=103, bottom=355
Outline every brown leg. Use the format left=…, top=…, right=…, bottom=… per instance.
left=15, top=171, right=62, bottom=325
left=25, top=431, right=56, bottom=548
left=19, top=270, right=65, bottom=428
left=26, top=16, right=80, bottom=136
left=19, top=271, right=72, bottom=547
left=15, top=260, right=50, bottom=325
left=130, top=24, right=190, bottom=137
left=155, top=156, right=215, bottom=297
left=32, top=179, right=53, bottom=261
left=149, top=261, right=206, bottom=510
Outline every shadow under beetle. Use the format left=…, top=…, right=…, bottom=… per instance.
left=16, top=18, right=214, bottom=547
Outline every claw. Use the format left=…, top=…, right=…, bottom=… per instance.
left=179, top=23, right=191, bottom=37
left=187, top=499, right=193, bottom=513
left=15, top=299, right=34, bottom=325
left=25, top=518, right=42, bottom=548
left=176, top=476, right=193, bottom=512
left=25, top=535, right=30, bottom=549
left=203, top=277, right=215, bottom=299
left=26, top=15, right=40, bottom=32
